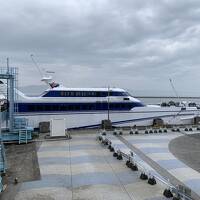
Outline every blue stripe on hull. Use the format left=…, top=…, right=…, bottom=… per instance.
left=16, top=102, right=144, bottom=112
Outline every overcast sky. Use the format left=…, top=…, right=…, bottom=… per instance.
left=1, top=0, right=200, bottom=96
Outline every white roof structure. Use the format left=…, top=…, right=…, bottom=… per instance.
left=45, top=86, right=126, bottom=92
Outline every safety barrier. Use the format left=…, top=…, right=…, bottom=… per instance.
left=0, top=176, right=2, bottom=193
left=97, top=131, right=194, bottom=200
left=0, top=140, right=6, bottom=173
left=0, top=140, right=6, bottom=194
left=110, top=125, right=200, bottom=136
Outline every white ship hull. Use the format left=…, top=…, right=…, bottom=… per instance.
left=16, top=106, right=198, bottom=129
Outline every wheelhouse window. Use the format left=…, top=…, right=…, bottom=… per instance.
left=43, top=90, right=130, bottom=97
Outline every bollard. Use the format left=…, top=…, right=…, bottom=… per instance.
left=128, top=162, right=133, bottom=168
left=14, top=177, right=18, bottom=184
left=140, top=173, right=148, bottom=180
left=164, top=129, right=167, bottom=133
left=110, top=147, right=114, bottom=152
left=163, top=189, right=173, bottom=198
left=130, top=164, right=138, bottom=171
left=126, top=160, right=131, bottom=168
left=148, top=177, right=156, bottom=185
left=135, top=130, right=139, bottom=134
left=145, top=130, right=148, bottom=134
left=113, top=152, right=118, bottom=157
left=159, top=129, right=162, bottom=133
left=117, top=154, right=123, bottom=160
left=102, top=132, right=106, bottom=136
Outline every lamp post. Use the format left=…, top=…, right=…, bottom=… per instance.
left=107, top=86, right=110, bottom=121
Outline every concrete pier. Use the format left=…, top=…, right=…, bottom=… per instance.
left=1, top=131, right=168, bottom=200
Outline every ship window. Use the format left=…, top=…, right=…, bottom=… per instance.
left=121, top=104, right=125, bottom=108
left=83, top=104, right=89, bottom=110
left=60, top=104, right=65, bottom=111
left=128, top=104, right=133, bottom=109
left=68, top=105, right=73, bottom=110
left=52, top=105, right=58, bottom=111
left=36, top=105, right=43, bottom=111
left=45, top=105, right=51, bottom=111
left=75, top=105, right=80, bottom=110
left=88, top=104, right=91, bottom=109
left=115, top=104, right=120, bottom=108
left=28, top=105, right=35, bottom=112
left=99, top=92, right=104, bottom=97
left=109, top=104, right=114, bottom=109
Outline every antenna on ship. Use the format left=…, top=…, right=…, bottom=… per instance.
left=30, top=54, right=43, bottom=77
left=169, top=78, right=182, bottom=105
left=30, top=54, right=59, bottom=88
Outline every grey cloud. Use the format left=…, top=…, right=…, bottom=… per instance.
left=0, top=0, right=200, bottom=96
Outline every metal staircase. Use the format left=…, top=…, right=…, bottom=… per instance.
left=14, top=118, right=29, bottom=144
left=19, top=129, right=28, bottom=144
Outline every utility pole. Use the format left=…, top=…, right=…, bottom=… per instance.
left=107, top=86, right=110, bottom=121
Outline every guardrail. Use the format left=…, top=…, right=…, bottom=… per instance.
left=97, top=132, right=193, bottom=200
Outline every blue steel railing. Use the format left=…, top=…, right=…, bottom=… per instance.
left=14, top=117, right=32, bottom=144
left=0, top=140, right=6, bottom=173
left=0, top=176, right=2, bottom=192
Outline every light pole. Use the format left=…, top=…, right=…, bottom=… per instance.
left=107, top=86, right=110, bottom=121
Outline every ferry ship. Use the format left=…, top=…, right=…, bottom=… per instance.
left=14, top=77, right=199, bottom=129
